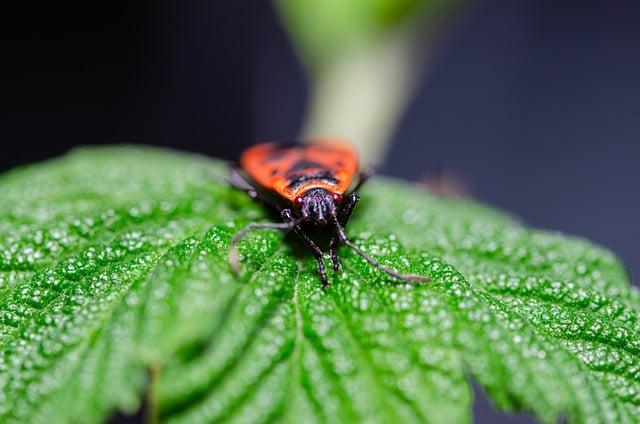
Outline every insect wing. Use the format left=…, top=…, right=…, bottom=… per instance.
left=240, top=141, right=358, bottom=201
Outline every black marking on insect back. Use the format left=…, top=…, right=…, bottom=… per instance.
left=285, top=167, right=336, bottom=181
left=287, top=160, right=325, bottom=173
left=259, top=142, right=300, bottom=165
left=286, top=172, right=338, bottom=190
left=262, top=149, right=290, bottom=164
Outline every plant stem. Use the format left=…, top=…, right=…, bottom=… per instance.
left=147, top=362, right=160, bottom=424
left=301, top=28, right=425, bottom=166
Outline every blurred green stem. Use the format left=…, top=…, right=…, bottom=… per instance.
left=147, top=362, right=160, bottom=424
left=276, top=0, right=465, bottom=165
left=301, top=28, right=425, bottom=165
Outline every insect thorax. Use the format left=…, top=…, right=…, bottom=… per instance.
left=296, top=188, right=339, bottom=226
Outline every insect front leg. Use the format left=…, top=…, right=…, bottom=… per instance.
left=282, top=209, right=329, bottom=287
left=229, top=220, right=297, bottom=277
left=338, top=192, right=360, bottom=224
left=329, top=238, right=341, bottom=272
left=329, top=193, right=360, bottom=272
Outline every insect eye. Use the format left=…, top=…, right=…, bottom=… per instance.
left=294, top=197, right=303, bottom=207
left=332, top=193, right=343, bottom=204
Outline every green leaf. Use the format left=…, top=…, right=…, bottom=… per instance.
left=0, top=146, right=638, bottom=423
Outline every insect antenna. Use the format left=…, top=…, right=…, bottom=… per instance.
left=229, top=218, right=305, bottom=276
left=331, top=216, right=429, bottom=284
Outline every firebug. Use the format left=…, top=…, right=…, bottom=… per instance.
left=228, top=138, right=428, bottom=287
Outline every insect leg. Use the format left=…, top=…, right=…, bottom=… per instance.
left=329, top=238, right=341, bottom=272
left=328, top=193, right=360, bottom=271
left=282, top=209, right=329, bottom=287
left=331, top=216, right=429, bottom=284
left=229, top=219, right=300, bottom=277
left=338, top=192, right=359, bottom=224
left=228, top=166, right=255, bottom=191
left=228, top=167, right=280, bottom=212
left=352, top=167, right=374, bottom=193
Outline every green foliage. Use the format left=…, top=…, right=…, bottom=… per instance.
left=0, top=146, right=638, bottom=423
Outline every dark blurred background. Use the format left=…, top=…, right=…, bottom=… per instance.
left=2, top=1, right=638, bottom=422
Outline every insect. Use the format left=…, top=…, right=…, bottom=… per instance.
left=228, top=139, right=428, bottom=287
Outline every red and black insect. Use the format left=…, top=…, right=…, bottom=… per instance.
left=228, top=139, right=428, bottom=287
